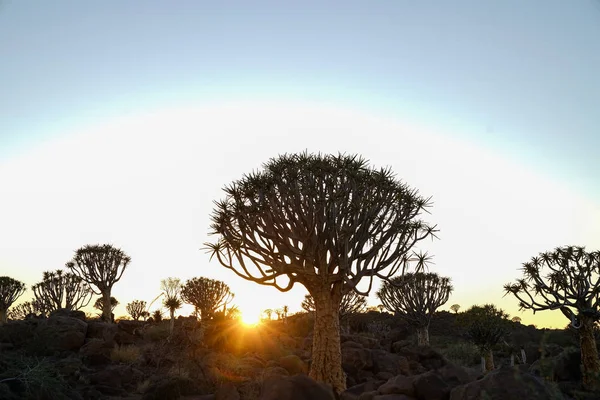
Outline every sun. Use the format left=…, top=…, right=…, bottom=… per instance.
left=241, top=311, right=261, bottom=326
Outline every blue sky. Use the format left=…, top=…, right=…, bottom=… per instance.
left=1, top=1, right=599, bottom=326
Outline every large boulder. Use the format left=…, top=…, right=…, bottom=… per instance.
left=343, top=343, right=373, bottom=374
left=449, top=366, right=565, bottom=400
left=86, top=321, right=118, bottom=344
left=259, top=375, right=336, bottom=400
left=341, top=380, right=386, bottom=400
left=35, top=315, right=87, bottom=352
left=279, top=354, right=308, bottom=375
left=412, top=371, right=451, bottom=400
left=370, top=350, right=410, bottom=376
left=377, top=375, right=415, bottom=397
left=529, top=347, right=581, bottom=382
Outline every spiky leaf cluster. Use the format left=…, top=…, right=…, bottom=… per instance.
left=301, top=291, right=367, bottom=318
left=126, top=300, right=149, bottom=321
left=0, top=276, right=26, bottom=311
left=66, top=244, right=131, bottom=293
left=93, top=296, right=119, bottom=311
left=458, top=304, right=510, bottom=352
left=161, top=277, right=182, bottom=312
left=205, top=152, right=437, bottom=295
left=181, top=277, right=233, bottom=320
left=377, top=272, right=452, bottom=328
left=504, top=246, right=600, bottom=325
left=32, top=269, right=93, bottom=313
left=8, top=301, right=42, bottom=320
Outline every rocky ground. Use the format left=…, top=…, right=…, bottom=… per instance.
left=0, top=310, right=596, bottom=400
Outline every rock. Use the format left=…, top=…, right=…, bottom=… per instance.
left=49, top=308, right=86, bottom=321
left=215, top=382, right=240, bottom=400
left=279, top=354, right=308, bottom=375
left=79, top=338, right=112, bottom=365
left=358, top=391, right=380, bottom=400
left=449, top=366, right=565, bottom=400
left=87, top=321, right=118, bottom=344
left=115, top=329, right=137, bottom=345
left=341, top=381, right=385, bottom=400
left=117, top=319, right=146, bottom=335
left=529, top=347, right=581, bottom=382
left=372, top=395, right=415, bottom=400
left=342, top=341, right=365, bottom=349
left=412, top=371, right=450, bottom=400
left=259, top=374, right=336, bottom=400
left=36, top=315, right=87, bottom=352
left=371, top=350, right=410, bottom=376
left=437, top=362, right=473, bottom=389
left=142, top=376, right=202, bottom=400
left=377, top=375, right=415, bottom=397
left=343, top=346, right=373, bottom=374
left=391, top=341, right=412, bottom=353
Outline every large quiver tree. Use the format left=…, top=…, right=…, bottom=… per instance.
left=32, top=269, right=93, bottom=314
left=67, top=244, right=131, bottom=323
left=504, top=245, right=600, bottom=390
left=301, top=291, right=367, bottom=333
left=205, top=152, right=436, bottom=392
left=180, top=277, right=234, bottom=322
left=377, top=272, right=452, bottom=346
left=0, top=276, right=26, bottom=324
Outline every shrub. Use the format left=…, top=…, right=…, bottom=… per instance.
left=440, top=341, right=481, bottom=367
left=0, top=355, right=73, bottom=399
left=144, top=323, right=170, bottom=342
left=110, top=345, right=141, bottom=365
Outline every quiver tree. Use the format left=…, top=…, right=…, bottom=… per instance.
left=302, top=291, right=367, bottom=332
left=0, top=276, right=26, bottom=324
left=67, top=244, right=130, bottom=322
left=458, top=304, right=510, bottom=373
left=180, top=277, right=233, bottom=322
left=205, top=152, right=436, bottom=392
left=504, top=246, right=600, bottom=390
left=161, top=277, right=182, bottom=335
left=7, top=301, right=41, bottom=320
left=32, top=269, right=93, bottom=314
left=450, top=304, right=460, bottom=314
left=126, top=300, right=149, bottom=321
left=93, top=296, right=119, bottom=320
left=377, top=272, right=452, bottom=346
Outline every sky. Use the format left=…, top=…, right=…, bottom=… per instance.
left=1, top=1, right=599, bottom=328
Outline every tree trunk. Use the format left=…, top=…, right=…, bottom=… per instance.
left=416, top=325, right=430, bottom=346
left=309, top=289, right=346, bottom=393
left=510, top=354, right=515, bottom=367
left=102, top=291, right=112, bottom=323
left=0, top=308, right=7, bottom=324
left=169, top=308, right=175, bottom=335
left=520, top=347, right=527, bottom=364
left=580, top=315, right=600, bottom=391
left=484, top=349, right=495, bottom=372
left=480, top=356, right=486, bottom=374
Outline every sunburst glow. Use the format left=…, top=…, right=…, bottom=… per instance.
left=241, top=311, right=261, bottom=326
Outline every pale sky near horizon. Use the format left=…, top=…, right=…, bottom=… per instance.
left=1, top=1, right=599, bottom=328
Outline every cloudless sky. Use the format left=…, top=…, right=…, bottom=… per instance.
left=1, top=1, right=599, bottom=327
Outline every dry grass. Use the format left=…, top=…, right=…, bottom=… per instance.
left=110, top=345, right=141, bottom=365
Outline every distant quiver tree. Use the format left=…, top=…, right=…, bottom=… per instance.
left=32, top=269, right=93, bottom=314
left=7, top=301, right=40, bottom=320
left=504, top=246, right=600, bottom=390
left=67, top=244, right=131, bottom=323
left=161, top=277, right=182, bottom=335
left=180, top=277, right=233, bottom=322
left=377, top=272, right=452, bottom=346
left=126, top=300, right=149, bottom=321
left=205, top=152, right=436, bottom=392
left=0, top=276, right=26, bottom=324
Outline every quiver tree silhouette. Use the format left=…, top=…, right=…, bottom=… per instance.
left=0, top=276, right=26, bottom=324
left=458, top=304, right=510, bottom=373
left=7, top=301, right=41, bottom=320
left=126, top=300, right=149, bottom=321
left=302, top=291, right=367, bottom=332
left=504, top=245, right=600, bottom=390
left=205, top=152, right=436, bottom=392
left=161, top=277, right=182, bottom=335
left=180, top=277, right=233, bottom=322
left=66, top=244, right=130, bottom=323
left=377, top=272, right=452, bottom=346
left=31, top=269, right=93, bottom=314
left=450, top=304, right=460, bottom=314
left=93, top=296, right=119, bottom=322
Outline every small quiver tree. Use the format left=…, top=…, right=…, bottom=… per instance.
left=450, top=304, right=461, bottom=314
left=377, top=272, right=452, bottom=346
left=126, top=300, right=149, bottom=321
left=504, top=245, right=600, bottom=390
left=67, top=244, right=131, bottom=323
left=7, top=301, right=41, bottom=320
left=32, top=269, right=93, bottom=314
left=180, top=277, right=233, bottom=323
left=458, top=304, right=510, bottom=373
left=205, top=152, right=436, bottom=392
left=161, top=277, right=182, bottom=335
left=0, top=276, right=26, bottom=324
